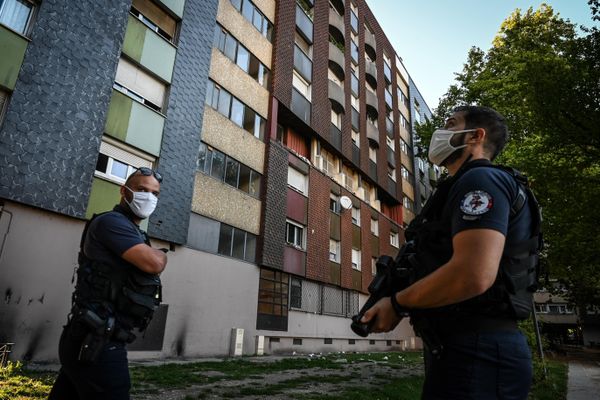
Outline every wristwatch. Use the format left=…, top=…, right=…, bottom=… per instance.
left=390, top=293, right=409, bottom=317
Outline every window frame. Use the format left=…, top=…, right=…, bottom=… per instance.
left=286, top=220, right=306, bottom=250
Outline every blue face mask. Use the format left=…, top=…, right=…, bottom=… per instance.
left=125, top=186, right=158, bottom=219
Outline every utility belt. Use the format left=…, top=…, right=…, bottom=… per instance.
left=69, top=305, right=136, bottom=364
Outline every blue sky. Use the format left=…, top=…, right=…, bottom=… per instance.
left=366, top=1, right=597, bottom=111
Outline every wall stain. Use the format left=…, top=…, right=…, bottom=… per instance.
left=4, top=288, right=11, bottom=304
left=37, top=294, right=45, bottom=304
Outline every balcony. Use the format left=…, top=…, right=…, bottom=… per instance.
left=366, top=90, right=378, bottom=118
left=291, top=88, right=311, bottom=125
left=104, top=90, right=165, bottom=156
left=329, top=7, right=345, bottom=44
left=296, top=4, right=313, bottom=44
left=352, top=144, right=360, bottom=165
left=387, top=177, right=397, bottom=197
left=365, top=31, right=377, bottom=61
left=328, top=41, right=345, bottom=81
left=351, top=107, right=360, bottom=131
left=328, top=79, right=345, bottom=112
left=123, top=15, right=176, bottom=83
left=365, top=59, right=377, bottom=89
left=294, top=45, right=312, bottom=83
left=387, top=145, right=395, bottom=166
left=367, top=120, right=379, bottom=146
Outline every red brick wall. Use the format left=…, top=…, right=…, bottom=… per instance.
left=359, top=201, right=373, bottom=293
left=272, top=0, right=295, bottom=108
left=339, top=192, right=353, bottom=289
left=306, top=168, right=332, bottom=283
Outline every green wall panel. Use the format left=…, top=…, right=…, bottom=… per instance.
left=0, top=25, right=28, bottom=90
left=141, top=30, right=175, bottom=82
left=122, top=15, right=145, bottom=62
left=123, top=16, right=175, bottom=82
left=126, top=100, right=165, bottom=156
left=86, top=178, right=121, bottom=219
left=159, top=0, right=185, bottom=17
left=105, top=90, right=132, bottom=142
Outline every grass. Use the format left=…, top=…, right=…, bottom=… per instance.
left=0, top=351, right=569, bottom=400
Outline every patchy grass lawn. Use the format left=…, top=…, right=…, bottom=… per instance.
left=1, top=352, right=568, bottom=400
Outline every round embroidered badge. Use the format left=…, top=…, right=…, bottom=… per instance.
left=460, top=190, right=493, bottom=215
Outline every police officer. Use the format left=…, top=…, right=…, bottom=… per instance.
left=49, top=167, right=167, bottom=400
left=361, top=106, right=540, bottom=399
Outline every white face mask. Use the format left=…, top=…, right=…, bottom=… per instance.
left=428, top=128, right=477, bottom=166
left=125, top=187, right=158, bottom=219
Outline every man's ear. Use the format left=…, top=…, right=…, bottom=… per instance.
left=469, top=128, right=486, bottom=143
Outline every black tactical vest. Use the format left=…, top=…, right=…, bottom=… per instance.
left=405, top=159, right=542, bottom=320
left=72, top=211, right=162, bottom=331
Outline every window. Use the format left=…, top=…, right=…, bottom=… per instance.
left=386, top=136, right=395, bottom=150
left=94, top=140, right=153, bottom=185
left=257, top=269, right=289, bottom=324
left=206, top=80, right=266, bottom=139
left=350, top=94, right=359, bottom=110
left=390, top=231, right=399, bottom=248
left=370, top=218, right=379, bottom=236
left=331, top=109, right=341, bottom=129
left=403, top=197, right=413, bottom=211
left=329, top=193, right=340, bottom=213
left=350, top=72, right=359, bottom=96
left=295, top=31, right=312, bottom=58
left=131, top=0, right=177, bottom=43
left=197, top=142, right=262, bottom=198
left=292, top=71, right=311, bottom=100
left=369, top=145, right=377, bottom=162
left=352, top=249, right=361, bottom=270
left=288, top=166, right=308, bottom=195
left=388, top=166, right=396, bottom=181
left=371, top=257, right=377, bottom=276
left=286, top=220, right=305, bottom=249
left=400, top=140, right=408, bottom=155
left=350, top=10, right=358, bottom=33
left=329, top=239, right=340, bottom=262
left=0, top=0, right=34, bottom=35
left=214, top=24, right=270, bottom=88
left=352, top=206, right=360, bottom=226
left=218, top=222, right=257, bottom=262
left=401, top=166, right=409, bottom=180
left=350, top=39, right=358, bottom=64
left=114, top=58, right=166, bottom=112
left=351, top=129, right=360, bottom=147
left=231, top=0, right=273, bottom=41
left=290, top=277, right=302, bottom=309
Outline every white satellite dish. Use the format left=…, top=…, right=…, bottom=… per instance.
left=340, top=196, right=353, bottom=210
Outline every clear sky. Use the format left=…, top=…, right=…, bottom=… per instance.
left=366, top=0, right=597, bottom=111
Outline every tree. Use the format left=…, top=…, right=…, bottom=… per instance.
left=415, top=2, right=600, bottom=317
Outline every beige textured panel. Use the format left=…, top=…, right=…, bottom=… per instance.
left=252, top=0, right=275, bottom=22
left=209, top=49, right=269, bottom=118
left=217, top=0, right=272, bottom=67
left=201, top=107, right=265, bottom=173
left=115, top=58, right=165, bottom=106
left=191, top=173, right=261, bottom=234
left=402, top=179, right=415, bottom=200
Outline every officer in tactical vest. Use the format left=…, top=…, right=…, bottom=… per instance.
left=361, top=106, right=541, bottom=399
left=49, top=167, right=167, bottom=400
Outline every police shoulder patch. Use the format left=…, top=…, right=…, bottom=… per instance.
left=460, top=190, right=493, bottom=216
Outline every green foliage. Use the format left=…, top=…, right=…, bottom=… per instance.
left=415, top=2, right=600, bottom=313
left=0, top=361, right=55, bottom=400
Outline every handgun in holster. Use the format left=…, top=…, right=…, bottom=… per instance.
left=73, top=307, right=115, bottom=363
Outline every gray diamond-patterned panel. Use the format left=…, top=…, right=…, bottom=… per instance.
left=148, top=0, right=219, bottom=244
left=0, top=0, right=132, bottom=217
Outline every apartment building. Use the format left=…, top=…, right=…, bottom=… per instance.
left=0, top=0, right=431, bottom=361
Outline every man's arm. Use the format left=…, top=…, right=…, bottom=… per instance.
left=362, top=228, right=505, bottom=332
left=122, top=244, right=167, bottom=275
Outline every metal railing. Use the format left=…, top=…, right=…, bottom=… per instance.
left=0, top=343, right=14, bottom=367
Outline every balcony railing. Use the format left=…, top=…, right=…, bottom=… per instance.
left=296, top=4, right=313, bottom=43
left=328, top=79, right=345, bottom=112
left=291, top=88, right=311, bottom=125
left=294, top=45, right=312, bottom=83
left=330, top=123, right=342, bottom=151
left=351, top=107, right=359, bottom=131
left=367, top=121, right=379, bottom=146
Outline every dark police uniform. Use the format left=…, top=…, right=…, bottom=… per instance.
left=49, top=205, right=157, bottom=400
left=406, top=159, right=540, bottom=400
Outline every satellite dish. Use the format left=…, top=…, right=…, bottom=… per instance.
left=340, top=196, right=353, bottom=210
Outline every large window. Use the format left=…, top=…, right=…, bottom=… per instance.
left=213, top=24, right=270, bottom=88
left=230, top=0, right=273, bottom=41
left=114, top=58, right=166, bottom=112
left=286, top=220, right=305, bottom=250
left=218, top=223, right=257, bottom=262
left=131, top=0, right=177, bottom=43
left=290, top=277, right=302, bottom=309
left=0, top=0, right=34, bottom=35
left=287, top=166, right=308, bottom=195
left=197, top=142, right=262, bottom=198
left=292, top=71, right=311, bottom=101
left=290, top=278, right=359, bottom=317
left=206, top=80, right=266, bottom=140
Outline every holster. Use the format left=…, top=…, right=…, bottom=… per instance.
left=410, top=315, right=444, bottom=359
